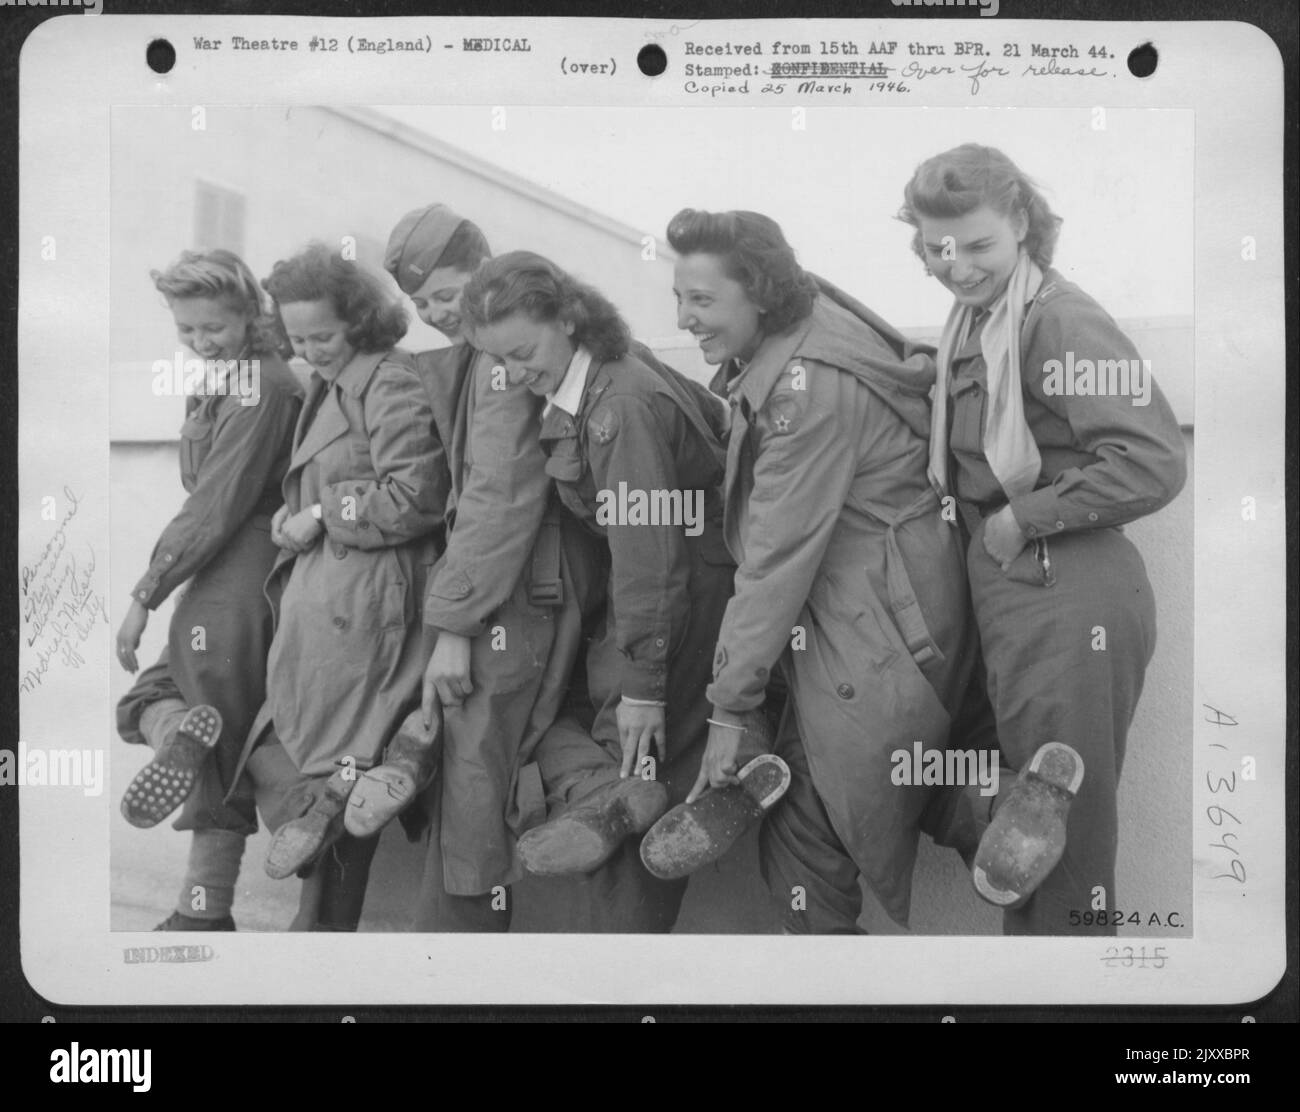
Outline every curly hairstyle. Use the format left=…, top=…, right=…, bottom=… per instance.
left=151, top=248, right=288, bottom=358
left=262, top=243, right=408, bottom=353
left=897, top=144, right=1063, bottom=270
left=665, top=209, right=818, bottom=334
left=459, top=250, right=630, bottom=362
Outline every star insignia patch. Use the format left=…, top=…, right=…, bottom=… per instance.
left=764, top=392, right=803, bottom=436
left=587, top=405, right=620, bottom=445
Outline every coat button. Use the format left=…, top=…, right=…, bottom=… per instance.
left=836, top=683, right=854, bottom=699
left=1088, top=512, right=1099, bottom=522
left=1054, top=520, right=1065, bottom=530
left=332, top=617, right=346, bottom=629
left=654, top=637, right=665, bottom=648
left=164, top=554, right=174, bottom=562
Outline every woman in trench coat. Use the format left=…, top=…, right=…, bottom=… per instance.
left=238, top=243, right=448, bottom=930
left=668, top=208, right=981, bottom=933
left=459, top=250, right=736, bottom=933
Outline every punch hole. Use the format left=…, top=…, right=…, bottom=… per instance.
left=1127, top=42, right=1157, bottom=78
left=637, top=44, right=668, bottom=77
left=147, top=39, right=176, bottom=75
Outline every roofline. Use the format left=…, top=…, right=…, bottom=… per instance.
left=325, top=106, right=675, bottom=258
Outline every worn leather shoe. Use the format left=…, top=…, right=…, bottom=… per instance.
left=641, top=754, right=791, bottom=880
left=265, top=768, right=356, bottom=880
left=972, top=742, right=1085, bottom=909
left=344, top=706, right=443, bottom=838
left=516, top=777, right=669, bottom=876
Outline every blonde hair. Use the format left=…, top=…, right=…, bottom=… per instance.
left=151, top=249, right=286, bottom=356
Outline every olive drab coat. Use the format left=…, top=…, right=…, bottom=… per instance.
left=707, top=279, right=979, bottom=925
left=117, top=351, right=303, bottom=829
left=535, top=348, right=734, bottom=783
left=419, top=343, right=601, bottom=896
left=244, top=348, right=449, bottom=780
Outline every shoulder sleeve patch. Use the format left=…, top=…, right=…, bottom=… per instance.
left=760, top=391, right=805, bottom=436
left=586, top=403, right=620, bottom=446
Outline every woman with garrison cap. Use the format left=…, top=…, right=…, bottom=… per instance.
left=381, top=204, right=605, bottom=932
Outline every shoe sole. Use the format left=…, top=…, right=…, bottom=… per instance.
left=640, top=755, right=791, bottom=880
left=517, top=779, right=668, bottom=876
left=971, top=743, right=1084, bottom=909
left=264, top=771, right=354, bottom=879
left=120, top=705, right=222, bottom=829
left=344, top=767, right=419, bottom=838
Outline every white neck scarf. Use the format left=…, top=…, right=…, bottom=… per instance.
left=928, top=251, right=1044, bottom=500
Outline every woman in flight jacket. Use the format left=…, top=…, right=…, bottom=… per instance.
left=898, top=145, right=1186, bottom=935
left=116, top=249, right=302, bottom=931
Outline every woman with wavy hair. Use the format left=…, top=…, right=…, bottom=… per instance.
left=458, top=250, right=744, bottom=932
left=233, top=244, right=448, bottom=930
left=667, top=208, right=980, bottom=934
left=116, top=249, right=303, bottom=931
left=898, top=144, right=1185, bottom=935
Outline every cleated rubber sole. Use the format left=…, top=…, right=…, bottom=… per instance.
left=120, top=705, right=223, bottom=829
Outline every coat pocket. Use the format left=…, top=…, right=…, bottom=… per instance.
left=544, top=450, right=584, bottom=484
left=179, top=414, right=214, bottom=474
left=1002, top=537, right=1056, bottom=588
left=949, top=380, right=986, bottom=457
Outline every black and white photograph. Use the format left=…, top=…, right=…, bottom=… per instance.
left=12, top=13, right=1289, bottom=1011
left=104, top=102, right=1196, bottom=941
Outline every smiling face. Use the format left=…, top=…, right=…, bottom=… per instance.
left=409, top=264, right=476, bottom=340
left=278, top=299, right=356, bottom=376
left=169, top=297, right=253, bottom=361
left=916, top=204, right=1029, bottom=310
left=672, top=253, right=764, bottom=366
left=472, top=311, right=577, bottom=396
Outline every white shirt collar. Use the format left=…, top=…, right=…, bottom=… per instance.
left=543, top=344, right=594, bottom=419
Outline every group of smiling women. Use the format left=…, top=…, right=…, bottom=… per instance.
left=114, top=143, right=1186, bottom=938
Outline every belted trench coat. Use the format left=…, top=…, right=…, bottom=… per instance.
left=708, top=280, right=980, bottom=924
left=241, top=348, right=448, bottom=781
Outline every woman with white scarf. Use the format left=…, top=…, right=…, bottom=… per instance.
left=900, top=145, right=1186, bottom=936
